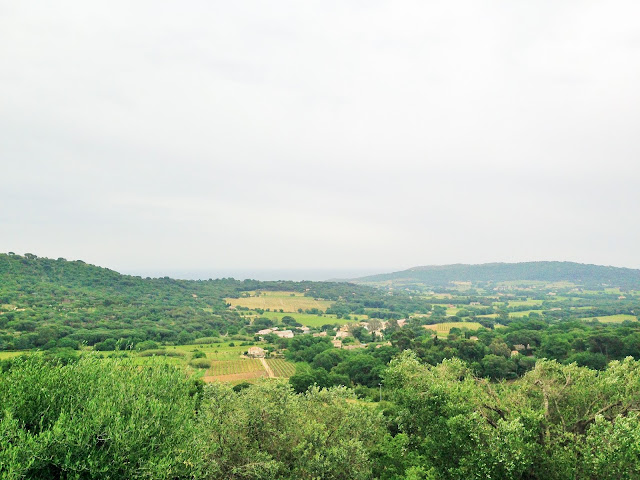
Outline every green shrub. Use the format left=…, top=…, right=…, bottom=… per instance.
left=0, top=355, right=205, bottom=479
left=189, top=358, right=211, bottom=369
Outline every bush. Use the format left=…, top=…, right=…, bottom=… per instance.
left=0, top=355, right=205, bottom=479
left=136, top=340, right=160, bottom=351
left=189, top=358, right=211, bottom=369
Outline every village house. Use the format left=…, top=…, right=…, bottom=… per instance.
left=274, top=330, right=294, bottom=339
left=247, top=346, right=266, bottom=358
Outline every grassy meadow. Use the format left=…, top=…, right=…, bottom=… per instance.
left=260, top=311, right=359, bottom=327
left=424, top=321, right=484, bottom=336
left=225, top=291, right=332, bottom=313
left=132, top=342, right=297, bottom=384
left=584, top=314, right=638, bottom=323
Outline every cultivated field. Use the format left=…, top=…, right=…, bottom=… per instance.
left=0, top=351, right=26, bottom=360
left=170, top=342, right=297, bottom=384
left=260, top=311, right=358, bottom=327
left=509, top=310, right=544, bottom=318
left=424, top=322, right=483, bottom=336
left=266, top=359, right=296, bottom=378
left=204, top=358, right=267, bottom=383
left=584, top=314, right=638, bottom=323
left=226, top=291, right=332, bottom=313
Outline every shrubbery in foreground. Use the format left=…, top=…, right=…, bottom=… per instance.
left=2, top=353, right=640, bottom=479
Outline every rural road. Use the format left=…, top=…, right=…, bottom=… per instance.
left=260, top=358, right=275, bottom=378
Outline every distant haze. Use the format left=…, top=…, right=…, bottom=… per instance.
left=2, top=1, right=639, bottom=271
left=119, top=268, right=382, bottom=282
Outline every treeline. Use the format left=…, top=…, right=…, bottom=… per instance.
left=2, top=353, right=640, bottom=479
left=278, top=316, right=640, bottom=391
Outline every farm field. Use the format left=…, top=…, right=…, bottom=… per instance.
left=172, top=343, right=249, bottom=360
left=509, top=310, right=544, bottom=318
left=583, top=314, right=638, bottom=323
left=260, top=311, right=359, bottom=327
left=226, top=291, right=332, bottom=313
left=204, top=358, right=267, bottom=383
left=170, top=342, right=297, bottom=384
left=266, top=358, right=296, bottom=378
left=508, top=299, right=544, bottom=307
left=424, top=322, right=483, bottom=336
left=0, top=351, right=26, bottom=360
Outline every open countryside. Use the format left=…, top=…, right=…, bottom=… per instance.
left=225, top=291, right=332, bottom=312
left=4, top=255, right=640, bottom=479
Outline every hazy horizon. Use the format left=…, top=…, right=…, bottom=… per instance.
left=2, top=1, right=639, bottom=270
left=6, top=250, right=639, bottom=282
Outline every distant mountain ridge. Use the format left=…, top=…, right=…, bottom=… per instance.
left=351, top=261, right=640, bottom=288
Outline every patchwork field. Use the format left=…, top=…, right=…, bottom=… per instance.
left=424, top=322, right=483, bottom=336
left=136, top=343, right=296, bottom=384
left=226, top=291, right=332, bottom=313
left=509, top=310, right=544, bottom=318
left=583, top=314, right=638, bottom=323
left=204, top=358, right=267, bottom=383
left=266, top=359, right=296, bottom=378
left=260, top=311, right=358, bottom=327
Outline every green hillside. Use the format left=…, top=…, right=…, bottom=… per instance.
left=353, top=261, right=640, bottom=288
left=0, top=253, right=418, bottom=351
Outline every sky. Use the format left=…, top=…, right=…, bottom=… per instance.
left=1, top=1, right=640, bottom=279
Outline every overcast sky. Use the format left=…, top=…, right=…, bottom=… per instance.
left=1, top=1, right=639, bottom=278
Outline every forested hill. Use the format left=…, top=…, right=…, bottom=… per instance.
left=353, top=261, right=640, bottom=288
left=0, top=253, right=392, bottom=350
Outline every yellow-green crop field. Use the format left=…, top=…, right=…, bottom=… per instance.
left=266, top=359, right=296, bottom=377
left=134, top=343, right=296, bottom=384
left=509, top=310, right=544, bottom=318
left=584, top=314, right=638, bottom=323
left=260, top=311, right=359, bottom=327
left=0, top=351, right=26, bottom=360
left=424, top=322, right=483, bottom=336
left=226, top=291, right=332, bottom=313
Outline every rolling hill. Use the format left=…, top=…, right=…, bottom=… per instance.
left=351, top=261, right=640, bottom=289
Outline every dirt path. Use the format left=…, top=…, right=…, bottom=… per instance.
left=260, top=358, right=275, bottom=378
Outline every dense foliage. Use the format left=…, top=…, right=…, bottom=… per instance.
left=0, top=254, right=439, bottom=350
left=4, top=253, right=640, bottom=477
left=2, top=353, right=640, bottom=479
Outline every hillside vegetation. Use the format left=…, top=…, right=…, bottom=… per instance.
left=354, top=261, right=640, bottom=288
left=4, top=253, right=640, bottom=477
